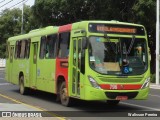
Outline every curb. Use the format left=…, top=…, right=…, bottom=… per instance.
left=150, top=84, right=160, bottom=89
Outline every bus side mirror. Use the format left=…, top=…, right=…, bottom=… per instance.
left=82, top=37, right=88, bottom=49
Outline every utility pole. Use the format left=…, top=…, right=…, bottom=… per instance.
left=21, top=0, right=24, bottom=34
left=156, top=0, right=159, bottom=85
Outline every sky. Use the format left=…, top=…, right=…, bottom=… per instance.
left=0, top=0, right=35, bottom=12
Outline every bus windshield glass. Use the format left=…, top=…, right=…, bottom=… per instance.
left=88, top=36, right=148, bottom=75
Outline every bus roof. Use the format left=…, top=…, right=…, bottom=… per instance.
left=8, top=26, right=58, bottom=42
left=8, top=20, right=144, bottom=42
left=78, top=20, right=144, bottom=27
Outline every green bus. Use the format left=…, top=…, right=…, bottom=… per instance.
left=5, top=21, right=150, bottom=106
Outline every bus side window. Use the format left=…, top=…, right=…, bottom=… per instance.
left=14, top=42, right=17, bottom=59
left=15, top=41, right=21, bottom=59
left=25, top=39, right=31, bottom=59
left=20, top=40, right=26, bottom=58
left=58, top=32, right=70, bottom=58
left=40, top=36, right=46, bottom=59
left=46, top=34, right=57, bottom=59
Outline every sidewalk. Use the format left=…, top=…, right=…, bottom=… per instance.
left=0, top=67, right=5, bottom=70
left=0, top=103, right=63, bottom=119
left=0, top=103, right=42, bottom=111
left=150, top=83, right=160, bottom=89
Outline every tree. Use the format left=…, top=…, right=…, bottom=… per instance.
left=0, top=8, right=21, bottom=57
left=0, top=5, right=37, bottom=58
left=132, top=0, right=156, bottom=73
left=32, top=0, right=138, bottom=25
left=0, top=0, right=156, bottom=73
left=32, top=0, right=156, bottom=73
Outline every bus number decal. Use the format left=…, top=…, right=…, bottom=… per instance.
left=110, top=84, right=118, bottom=90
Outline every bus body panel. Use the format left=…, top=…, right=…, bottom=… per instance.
left=36, top=58, right=56, bottom=93
left=6, top=26, right=59, bottom=94
left=5, top=21, right=150, bottom=103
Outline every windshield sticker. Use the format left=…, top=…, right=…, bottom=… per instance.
left=96, top=38, right=101, bottom=42
left=123, top=66, right=130, bottom=74
left=129, top=68, right=133, bottom=72
left=90, top=56, right=95, bottom=61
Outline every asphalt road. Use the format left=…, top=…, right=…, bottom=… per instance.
left=0, top=69, right=160, bottom=120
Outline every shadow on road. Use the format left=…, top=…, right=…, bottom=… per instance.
left=0, top=67, right=145, bottom=117
left=13, top=88, right=143, bottom=111
left=0, top=84, right=147, bottom=117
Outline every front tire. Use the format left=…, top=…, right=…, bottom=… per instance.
left=59, top=82, right=72, bottom=106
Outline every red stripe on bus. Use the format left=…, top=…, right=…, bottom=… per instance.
left=58, top=24, right=72, bottom=32
left=100, top=84, right=142, bottom=90
left=55, top=58, right=69, bottom=95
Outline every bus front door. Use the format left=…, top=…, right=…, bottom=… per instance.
left=30, top=42, right=38, bottom=88
left=71, top=38, right=85, bottom=97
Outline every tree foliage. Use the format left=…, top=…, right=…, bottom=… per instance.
left=0, top=8, right=21, bottom=57
left=0, top=0, right=156, bottom=73
left=132, top=0, right=156, bottom=73
left=32, top=0, right=142, bottom=25
left=0, top=5, right=38, bottom=57
left=32, top=0, right=156, bottom=73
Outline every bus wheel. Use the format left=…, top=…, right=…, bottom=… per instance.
left=19, top=76, right=28, bottom=95
left=60, top=82, right=72, bottom=106
left=106, top=100, right=120, bottom=106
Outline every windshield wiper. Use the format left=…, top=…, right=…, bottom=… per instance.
left=127, top=35, right=135, bottom=54
left=122, top=35, right=135, bottom=55
left=104, top=33, right=117, bottom=54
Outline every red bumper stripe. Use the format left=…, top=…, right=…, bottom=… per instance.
left=100, top=84, right=142, bottom=90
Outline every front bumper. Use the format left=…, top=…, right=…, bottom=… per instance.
left=84, top=85, right=149, bottom=100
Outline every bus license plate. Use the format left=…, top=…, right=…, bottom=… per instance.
left=116, top=96, right=128, bottom=100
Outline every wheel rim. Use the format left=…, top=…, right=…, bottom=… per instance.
left=60, top=83, right=69, bottom=105
left=61, top=87, right=68, bottom=102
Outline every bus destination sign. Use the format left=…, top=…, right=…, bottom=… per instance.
left=89, top=23, right=145, bottom=35
left=97, top=26, right=136, bottom=34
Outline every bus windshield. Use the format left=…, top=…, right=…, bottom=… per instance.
left=88, top=36, right=148, bottom=75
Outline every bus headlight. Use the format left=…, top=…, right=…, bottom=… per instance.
left=88, top=76, right=101, bottom=89
left=141, top=77, right=150, bottom=89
